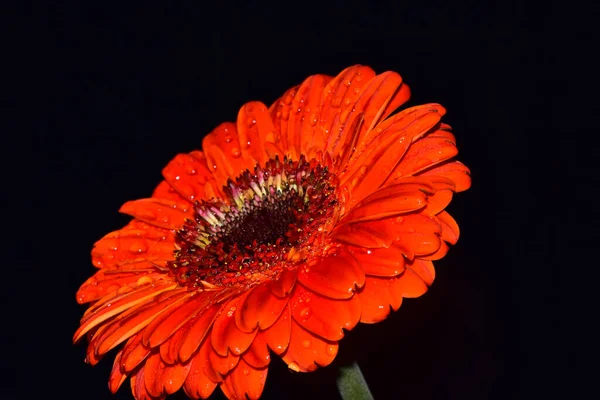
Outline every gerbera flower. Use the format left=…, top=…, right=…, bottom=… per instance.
left=74, top=64, right=471, bottom=399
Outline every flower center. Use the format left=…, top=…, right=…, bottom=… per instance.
left=168, top=156, right=339, bottom=289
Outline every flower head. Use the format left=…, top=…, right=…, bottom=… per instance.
left=74, top=65, right=471, bottom=399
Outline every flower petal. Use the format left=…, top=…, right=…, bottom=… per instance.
left=384, top=127, right=459, bottom=181
left=290, top=284, right=361, bottom=341
left=235, top=283, right=289, bottom=332
left=208, top=344, right=240, bottom=376
left=379, top=80, right=411, bottom=120
left=121, top=333, right=151, bottom=373
left=341, top=104, right=446, bottom=209
left=131, top=366, right=156, bottom=400
left=357, top=276, right=404, bottom=323
left=160, top=325, right=187, bottom=365
left=177, top=304, right=222, bottom=363
left=143, top=352, right=191, bottom=397
left=348, top=245, right=406, bottom=277
left=108, top=349, right=127, bottom=394
left=436, top=210, right=461, bottom=245
left=406, top=258, right=436, bottom=288
left=77, top=270, right=164, bottom=304
left=242, top=332, right=271, bottom=369
left=268, top=267, right=298, bottom=298
left=297, top=248, right=365, bottom=299
left=220, top=359, right=268, bottom=400
left=119, top=198, right=194, bottom=230
left=183, top=340, right=219, bottom=399
left=142, top=291, right=214, bottom=348
left=152, top=180, right=191, bottom=202
left=263, top=304, right=291, bottom=355
left=211, top=298, right=258, bottom=357
left=418, top=160, right=472, bottom=193
left=202, top=122, right=254, bottom=188
left=282, top=319, right=338, bottom=372
left=269, top=85, right=298, bottom=154
left=90, top=220, right=174, bottom=271
left=161, top=151, right=217, bottom=202
left=236, top=101, right=273, bottom=167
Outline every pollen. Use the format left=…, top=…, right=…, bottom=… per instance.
left=168, top=155, right=340, bottom=289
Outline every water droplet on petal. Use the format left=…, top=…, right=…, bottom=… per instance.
left=300, top=307, right=311, bottom=319
left=326, top=345, right=337, bottom=355
left=231, top=148, right=241, bottom=158
left=243, top=369, right=250, bottom=376
left=302, top=340, right=311, bottom=348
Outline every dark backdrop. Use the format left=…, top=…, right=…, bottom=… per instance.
left=15, top=1, right=590, bottom=399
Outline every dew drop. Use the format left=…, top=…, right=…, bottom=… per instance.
left=302, top=340, right=311, bottom=348
left=326, top=345, right=337, bottom=355
left=300, top=307, right=312, bottom=319
left=137, top=276, right=153, bottom=286
left=175, top=175, right=181, bottom=181
left=224, top=135, right=232, bottom=143
left=359, top=165, right=367, bottom=175
left=231, top=148, right=241, bottom=158
left=243, top=369, right=250, bottom=376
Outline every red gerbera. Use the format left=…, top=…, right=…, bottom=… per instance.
left=74, top=65, right=471, bottom=399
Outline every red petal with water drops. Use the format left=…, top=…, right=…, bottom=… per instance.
left=142, top=291, right=212, bottom=349
left=177, top=304, right=222, bottom=363
left=108, top=349, right=127, bottom=394
left=236, top=101, right=272, bottom=167
left=263, top=304, right=291, bottom=355
left=121, top=334, right=151, bottom=373
left=420, top=240, right=449, bottom=261
left=268, top=267, right=297, bottom=298
left=131, top=366, right=155, bottom=400
left=396, top=261, right=430, bottom=298
left=183, top=340, right=219, bottom=399
left=161, top=152, right=215, bottom=203
left=406, top=258, right=436, bottom=288
left=235, top=283, right=289, bottom=332
left=385, top=128, right=459, bottom=181
left=119, top=198, right=194, bottom=230
left=152, top=180, right=191, bottom=202
left=357, top=276, right=404, bottom=323
left=91, top=289, right=189, bottom=356
left=269, top=85, right=298, bottom=154
left=220, top=358, right=268, bottom=400
left=379, top=80, right=411, bottom=120
left=348, top=245, right=406, bottom=277
left=208, top=344, right=240, bottom=376
left=437, top=210, right=460, bottom=244
left=341, top=104, right=445, bottom=209
left=202, top=122, right=253, bottom=188
left=76, top=270, right=163, bottom=304
left=418, top=160, right=472, bottom=193
left=242, top=332, right=271, bottom=368
left=290, top=284, right=361, bottom=341
left=211, top=298, right=258, bottom=357
left=281, top=319, right=338, bottom=372
left=90, top=220, right=174, bottom=270
left=160, top=326, right=186, bottom=365
left=297, top=248, right=365, bottom=299
left=143, top=352, right=191, bottom=397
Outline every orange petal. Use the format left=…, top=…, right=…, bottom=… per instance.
left=262, top=304, right=291, bottom=355
left=242, top=332, right=271, bottom=368
left=92, top=289, right=189, bottom=356
left=285, top=74, right=332, bottom=159
left=143, top=352, right=191, bottom=397
left=339, top=181, right=429, bottom=224
left=74, top=282, right=178, bottom=342
left=330, top=222, right=393, bottom=248
left=422, top=189, right=454, bottom=216
left=77, top=270, right=164, bottom=304
left=348, top=245, right=406, bottom=277
left=178, top=304, right=222, bottom=363
left=90, top=220, right=174, bottom=270
left=385, top=129, right=459, bottom=181
left=268, top=267, right=297, bottom=298
left=121, top=333, right=151, bottom=373
left=202, top=122, right=254, bottom=188
left=420, top=240, right=449, bottom=260
left=289, top=284, right=360, bottom=341
left=341, top=104, right=446, bottom=209
left=281, top=319, right=338, bottom=372
left=236, top=102, right=272, bottom=167
left=143, top=291, right=213, bottom=348
left=269, top=85, right=298, bottom=154
left=297, top=248, right=365, bottom=299
left=379, top=80, right=411, bottom=120
left=418, top=160, right=472, bottom=193
left=208, top=344, right=240, bottom=376
left=130, top=366, right=155, bottom=400
left=220, top=359, right=268, bottom=400
left=152, top=180, right=191, bottom=202
left=436, top=210, right=460, bottom=245
left=108, top=349, right=127, bottom=394
left=406, top=258, right=436, bottom=287
left=329, top=71, right=404, bottom=167
left=235, top=284, right=288, bottom=332
left=396, top=261, right=430, bottom=298
left=357, top=275, right=404, bottom=323
left=211, top=298, right=258, bottom=357
left=161, top=152, right=216, bottom=202
left=160, top=325, right=187, bottom=365
left=183, top=340, right=219, bottom=399
left=119, top=198, right=194, bottom=230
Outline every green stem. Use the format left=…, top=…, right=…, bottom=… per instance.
left=336, top=362, right=374, bottom=400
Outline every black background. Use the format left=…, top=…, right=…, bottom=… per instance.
left=13, top=1, right=592, bottom=399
